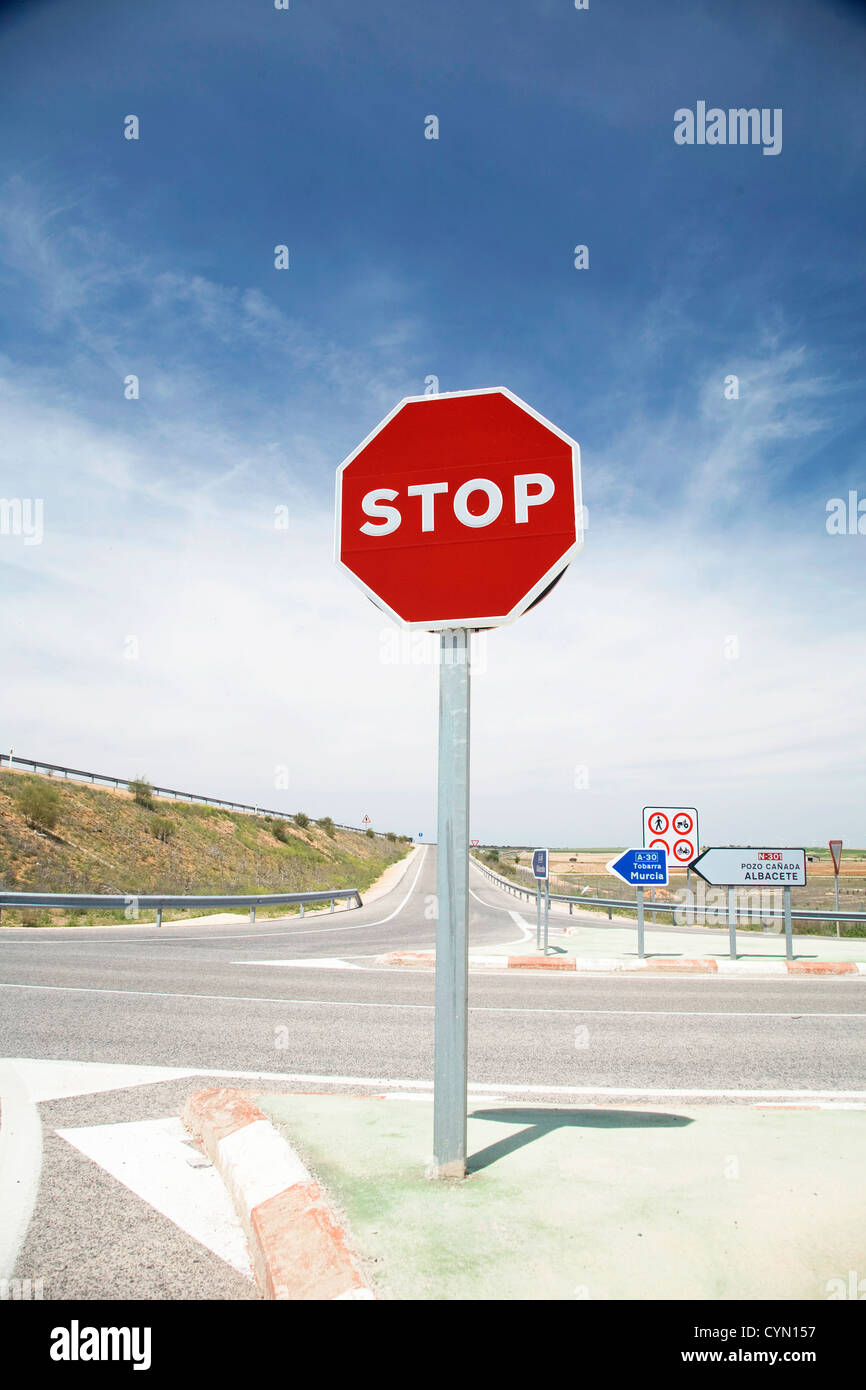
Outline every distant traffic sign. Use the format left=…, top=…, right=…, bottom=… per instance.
left=361, top=813, right=372, bottom=825
left=532, top=848, right=549, bottom=880
left=689, top=848, right=806, bottom=887
left=470, top=839, right=480, bottom=847
left=643, top=806, right=699, bottom=864
left=607, top=848, right=668, bottom=887
left=829, top=840, right=843, bottom=874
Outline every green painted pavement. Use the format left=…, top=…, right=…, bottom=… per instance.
left=256, top=1092, right=866, bottom=1300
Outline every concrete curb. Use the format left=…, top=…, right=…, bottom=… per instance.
left=182, top=1088, right=374, bottom=1301
left=377, top=950, right=866, bottom=977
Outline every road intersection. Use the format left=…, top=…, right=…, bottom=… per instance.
left=2, top=845, right=864, bottom=1298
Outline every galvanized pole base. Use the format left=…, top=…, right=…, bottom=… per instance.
left=432, top=629, right=471, bottom=1180
left=784, top=885, right=793, bottom=961
left=544, top=878, right=550, bottom=954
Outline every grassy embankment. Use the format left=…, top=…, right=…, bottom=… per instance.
left=0, top=768, right=409, bottom=927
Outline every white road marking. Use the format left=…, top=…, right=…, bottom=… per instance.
left=7, top=1058, right=866, bottom=1105
left=237, top=958, right=362, bottom=969
left=0, top=1063, right=43, bottom=1282
left=56, top=1116, right=253, bottom=1280
left=466, top=889, right=535, bottom=947
left=8, top=1058, right=198, bottom=1104
left=1, top=983, right=862, bottom=1021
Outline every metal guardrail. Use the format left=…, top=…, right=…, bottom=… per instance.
left=1, top=751, right=381, bottom=836
left=471, top=858, right=866, bottom=928
left=0, top=887, right=362, bottom=927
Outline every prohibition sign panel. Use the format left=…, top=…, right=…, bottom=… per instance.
left=643, top=806, right=699, bottom=864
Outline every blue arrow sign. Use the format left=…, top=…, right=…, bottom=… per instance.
left=606, top=848, right=668, bottom=887
left=532, top=848, right=548, bottom=880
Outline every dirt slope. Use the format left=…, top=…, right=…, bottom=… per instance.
left=0, top=768, right=408, bottom=925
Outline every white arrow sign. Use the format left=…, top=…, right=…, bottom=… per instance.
left=690, top=848, right=806, bottom=886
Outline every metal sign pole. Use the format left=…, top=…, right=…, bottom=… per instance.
left=636, top=886, right=645, bottom=959
left=784, top=885, right=793, bottom=961
left=536, top=880, right=541, bottom=950
left=544, top=877, right=550, bottom=955
left=728, top=885, right=737, bottom=959
left=433, top=628, right=471, bottom=1179
left=834, top=873, right=840, bottom=939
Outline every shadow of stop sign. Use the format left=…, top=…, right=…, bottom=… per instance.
left=335, top=388, right=583, bottom=628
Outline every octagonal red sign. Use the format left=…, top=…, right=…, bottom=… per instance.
left=335, top=387, right=582, bottom=629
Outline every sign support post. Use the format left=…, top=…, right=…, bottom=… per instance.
left=728, top=886, right=737, bottom=959
left=829, top=842, right=843, bottom=939
left=784, top=885, right=793, bottom=961
left=607, top=849, right=667, bottom=959
left=544, top=878, right=550, bottom=954
left=536, top=881, right=542, bottom=949
left=336, top=387, right=583, bottom=1183
left=433, top=628, right=470, bottom=1179
left=636, top=886, right=645, bottom=958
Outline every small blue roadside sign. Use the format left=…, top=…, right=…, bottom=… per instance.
left=532, top=848, right=549, bottom=879
left=607, top=848, right=668, bottom=887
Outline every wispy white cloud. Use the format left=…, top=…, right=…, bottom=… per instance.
left=1, top=175, right=864, bottom=844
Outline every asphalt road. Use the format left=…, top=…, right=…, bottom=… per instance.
left=1, top=844, right=864, bottom=1299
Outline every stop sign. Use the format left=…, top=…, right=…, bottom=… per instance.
left=335, top=387, right=582, bottom=628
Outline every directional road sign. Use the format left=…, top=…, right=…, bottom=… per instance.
left=689, top=848, right=807, bottom=886
left=532, top=848, right=549, bottom=880
left=335, top=388, right=582, bottom=629
left=607, top=848, right=668, bottom=887
left=643, top=806, right=699, bottom=865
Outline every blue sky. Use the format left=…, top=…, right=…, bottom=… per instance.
left=1, top=0, right=865, bottom=845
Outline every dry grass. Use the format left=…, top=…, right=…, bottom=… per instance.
left=0, top=768, right=407, bottom=926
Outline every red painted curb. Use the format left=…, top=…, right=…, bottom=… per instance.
left=378, top=951, right=434, bottom=967
left=252, top=1182, right=369, bottom=1301
left=785, top=961, right=857, bottom=975
left=183, top=1088, right=373, bottom=1301
left=376, top=950, right=861, bottom=976
left=507, top=955, right=575, bottom=970
left=184, top=1087, right=264, bottom=1153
